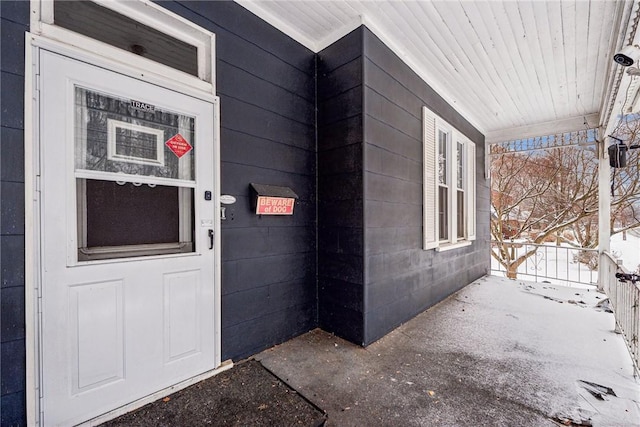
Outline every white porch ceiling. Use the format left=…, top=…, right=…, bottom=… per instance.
left=235, top=0, right=636, bottom=143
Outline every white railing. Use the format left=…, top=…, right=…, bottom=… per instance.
left=601, top=252, right=640, bottom=375
left=490, top=241, right=598, bottom=287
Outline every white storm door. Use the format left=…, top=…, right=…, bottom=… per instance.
left=39, top=50, right=219, bottom=426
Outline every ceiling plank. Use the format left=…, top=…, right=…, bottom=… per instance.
left=234, top=1, right=319, bottom=50
left=236, top=0, right=627, bottom=137
left=414, top=1, right=501, bottom=129
left=479, top=2, right=536, bottom=126
left=433, top=2, right=510, bottom=119
left=496, top=1, right=548, bottom=125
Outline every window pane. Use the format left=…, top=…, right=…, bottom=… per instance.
left=112, top=120, right=162, bottom=164
left=54, top=0, right=198, bottom=76
left=439, top=186, right=448, bottom=240
left=457, top=141, right=464, bottom=189
left=75, top=87, right=195, bottom=181
left=438, top=130, right=448, bottom=185
left=457, top=189, right=465, bottom=239
left=77, top=179, right=194, bottom=260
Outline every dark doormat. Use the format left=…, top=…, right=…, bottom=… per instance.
left=101, top=359, right=326, bottom=427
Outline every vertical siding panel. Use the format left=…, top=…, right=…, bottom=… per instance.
left=317, top=27, right=365, bottom=345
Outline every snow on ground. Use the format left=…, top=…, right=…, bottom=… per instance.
left=611, top=231, right=640, bottom=274
left=492, top=230, right=640, bottom=285
left=491, top=243, right=599, bottom=287
left=259, top=276, right=640, bottom=426
left=437, top=277, right=640, bottom=426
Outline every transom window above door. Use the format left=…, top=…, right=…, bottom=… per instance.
left=31, top=0, right=216, bottom=92
left=53, top=0, right=199, bottom=76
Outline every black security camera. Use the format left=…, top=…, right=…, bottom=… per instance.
left=614, top=45, right=640, bottom=67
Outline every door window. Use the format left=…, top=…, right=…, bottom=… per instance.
left=74, top=87, right=196, bottom=260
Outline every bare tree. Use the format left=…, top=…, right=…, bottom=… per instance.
left=610, top=119, right=640, bottom=234
left=491, top=145, right=601, bottom=278
left=492, top=117, right=640, bottom=279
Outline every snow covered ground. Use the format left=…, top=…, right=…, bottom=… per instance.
left=491, top=229, right=640, bottom=285
left=470, top=277, right=640, bottom=426
left=491, top=242, right=599, bottom=287
left=259, top=276, right=640, bottom=426
left=611, top=230, right=640, bottom=274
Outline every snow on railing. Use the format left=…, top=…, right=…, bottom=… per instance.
left=601, top=252, right=640, bottom=375
left=490, top=241, right=598, bottom=287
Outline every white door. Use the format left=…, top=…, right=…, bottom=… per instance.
left=38, top=50, right=220, bottom=426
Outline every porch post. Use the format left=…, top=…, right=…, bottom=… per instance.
left=598, top=132, right=611, bottom=291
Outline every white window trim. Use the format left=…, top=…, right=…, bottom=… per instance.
left=437, top=122, right=453, bottom=244
left=423, top=105, right=476, bottom=251
left=107, top=119, right=166, bottom=167
left=435, top=240, right=473, bottom=252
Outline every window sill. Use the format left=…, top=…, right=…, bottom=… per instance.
left=435, top=240, right=473, bottom=252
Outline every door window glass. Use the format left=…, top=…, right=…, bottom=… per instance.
left=74, top=87, right=196, bottom=261
left=75, top=87, right=195, bottom=180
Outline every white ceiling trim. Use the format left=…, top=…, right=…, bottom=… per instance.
left=485, top=114, right=600, bottom=145
left=235, top=0, right=319, bottom=51
left=358, top=12, right=485, bottom=135
left=236, top=1, right=363, bottom=53
left=235, top=0, right=485, bottom=134
left=235, top=1, right=622, bottom=141
left=315, top=15, right=362, bottom=52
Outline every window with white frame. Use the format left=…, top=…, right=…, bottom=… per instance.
left=423, top=106, right=476, bottom=250
left=437, top=128, right=450, bottom=242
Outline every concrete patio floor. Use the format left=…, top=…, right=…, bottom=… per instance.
left=257, top=276, right=640, bottom=426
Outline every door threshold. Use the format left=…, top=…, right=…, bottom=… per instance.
left=78, top=360, right=234, bottom=427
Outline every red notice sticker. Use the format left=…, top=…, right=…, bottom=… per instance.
left=256, top=196, right=295, bottom=215
left=165, top=134, right=193, bottom=158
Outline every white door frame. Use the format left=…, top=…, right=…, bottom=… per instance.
left=24, top=33, right=224, bottom=426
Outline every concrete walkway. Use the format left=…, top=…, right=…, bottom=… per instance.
left=258, top=276, right=640, bottom=426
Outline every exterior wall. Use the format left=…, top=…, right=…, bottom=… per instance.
left=362, top=28, right=490, bottom=344
left=317, top=28, right=365, bottom=344
left=160, top=1, right=318, bottom=360
left=316, top=26, right=490, bottom=346
left=0, top=2, right=318, bottom=422
left=0, top=3, right=491, bottom=423
left=1, top=2, right=29, bottom=425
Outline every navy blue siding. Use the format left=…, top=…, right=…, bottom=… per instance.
left=0, top=2, right=494, bottom=423
left=158, top=1, right=318, bottom=361
left=0, top=1, right=28, bottom=424
left=1, top=1, right=28, bottom=425
left=362, top=27, right=489, bottom=344
left=315, top=26, right=489, bottom=346
left=317, top=28, right=365, bottom=344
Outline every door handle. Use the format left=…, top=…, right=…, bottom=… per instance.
left=208, top=229, right=214, bottom=250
